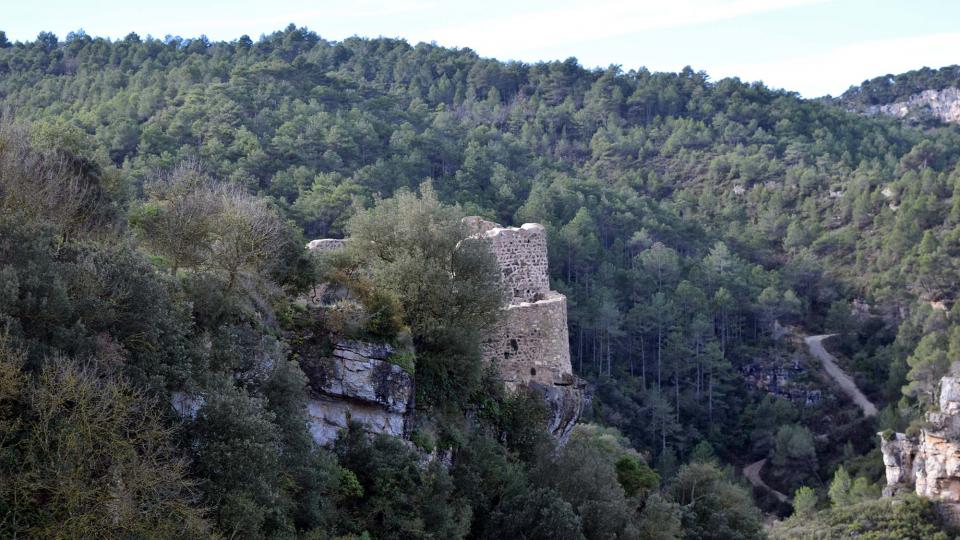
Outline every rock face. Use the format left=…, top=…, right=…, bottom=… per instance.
left=880, top=433, right=917, bottom=496
left=465, top=217, right=588, bottom=444
left=864, top=87, right=960, bottom=124
left=301, top=340, right=414, bottom=446
left=880, top=376, right=960, bottom=520
left=306, top=238, right=348, bottom=253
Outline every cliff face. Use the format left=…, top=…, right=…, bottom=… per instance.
left=301, top=340, right=414, bottom=446
left=864, top=87, right=960, bottom=124
left=880, top=376, right=960, bottom=521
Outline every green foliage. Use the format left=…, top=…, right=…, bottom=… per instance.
left=770, top=424, right=818, bottom=490
left=345, top=183, right=503, bottom=409
left=359, top=288, right=405, bottom=341
left=669, top=462, right=764, bottom=540
left=498, top=387, right=551, bottom=461
left=334, top=425, right=472, bottom=539
left=828, top=465, right=853, bottom=508
left=12, top=26, right=960, bottom=537
left=531, top=424, right=681, bottom=539
left=0, top=345, right=209, bottom=538
left=792, top=486, right=818, bottom=517
left=615, top=454, right=660, bottom=497
left=840, top=64, right=960, bottom=107
left=773, top=495, right=951, bottom=539
left=3, top=25, right=954, bottom=468
left=189, top=380, right=286, bottom=535
left=689, top=440, right=718, bottom=464
left=485, top=488, right=584, bottom=540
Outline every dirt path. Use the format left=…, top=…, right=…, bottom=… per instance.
left=804, top=334, right=878, bottom=417
left=743, top=458, right=789, bottom=503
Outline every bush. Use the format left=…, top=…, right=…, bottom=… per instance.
left=669, top=462, right=764, bottom=540
left=345, top=183, right=503, bottom=409
left=792, top=486, right=818, bottom=517
left=0, top=346, right=209, bottom=538
left=615, top=455, right=660, bottom=497
left=772, top=495, right=951, bottom=539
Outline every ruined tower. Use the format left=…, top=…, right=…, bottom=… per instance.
left=463, top=217, right=586, bottom=442
left=299, top=218, right=588, bottom=446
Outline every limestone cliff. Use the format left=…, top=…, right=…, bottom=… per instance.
left=863, top=87, right=960, bottom=124
left=880, top=375, right=960, bottom=521
left=300, top=340, right=414, bottom=446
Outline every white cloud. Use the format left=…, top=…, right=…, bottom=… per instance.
left=420, top=0, right=830, bottom=59
left=712, top=32, right=960, bottom=97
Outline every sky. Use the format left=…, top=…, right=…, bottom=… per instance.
left=3, top=0, right=960, bottom=97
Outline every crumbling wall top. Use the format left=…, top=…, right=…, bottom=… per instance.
left=463, top=217, right=550, bottom=302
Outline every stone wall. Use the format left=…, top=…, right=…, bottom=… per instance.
left=480, top=223, right=550, bottom=302
left=307, top=238, right=348, bottom=253
left=481, top=291, right=572, bottom=388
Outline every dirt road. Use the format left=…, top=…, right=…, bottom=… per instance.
left=804, top=334, right=878, bottom=417
left=743, top=458, right=790, bottom=503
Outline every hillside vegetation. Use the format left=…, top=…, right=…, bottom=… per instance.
left=2, top=26, right=960, bottom=537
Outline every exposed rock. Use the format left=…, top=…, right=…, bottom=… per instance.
left=306, top=238, right=348, bottom=253
left=931, top=300, right=950, bottom=312
left=880, top=433, right=917, bottom=496
left=301, top=218, right=588, bottom=447
left=880, top=376, right=960, bottom=519
left=302, top=340, right=414, bottom=446
left=864, top=87, right=960, bottom=124
left=170, top=391, right=205, bottom=420
left=307, top=396, right=407, bottom=446
left=530, top=379, right=591, bottom=445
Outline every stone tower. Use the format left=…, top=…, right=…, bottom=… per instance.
left=463, top=217, right=586, bottom=442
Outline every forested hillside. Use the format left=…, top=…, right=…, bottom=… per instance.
left=2, top=25, right=960, bottom=537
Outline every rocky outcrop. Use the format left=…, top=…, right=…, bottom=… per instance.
left=301, top=340, right=414, bottom=446
left=880, top=375, right=960, bottom=521
left=880, top=433, right=916, bottom=497
left=465, top=217, right=589, bottom=444
left=531, top=380, right=590, bottom=443
left=864, top=87, right=960, bottom=124
left=307, top=238, right=348, bottom=253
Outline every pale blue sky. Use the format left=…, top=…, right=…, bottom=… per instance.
left=4, top=0, right=959, bottom=97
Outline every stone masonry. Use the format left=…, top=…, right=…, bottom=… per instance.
left=464, top=217, right=586, bottom=443
left=307, top=238, right=348, bottom=253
